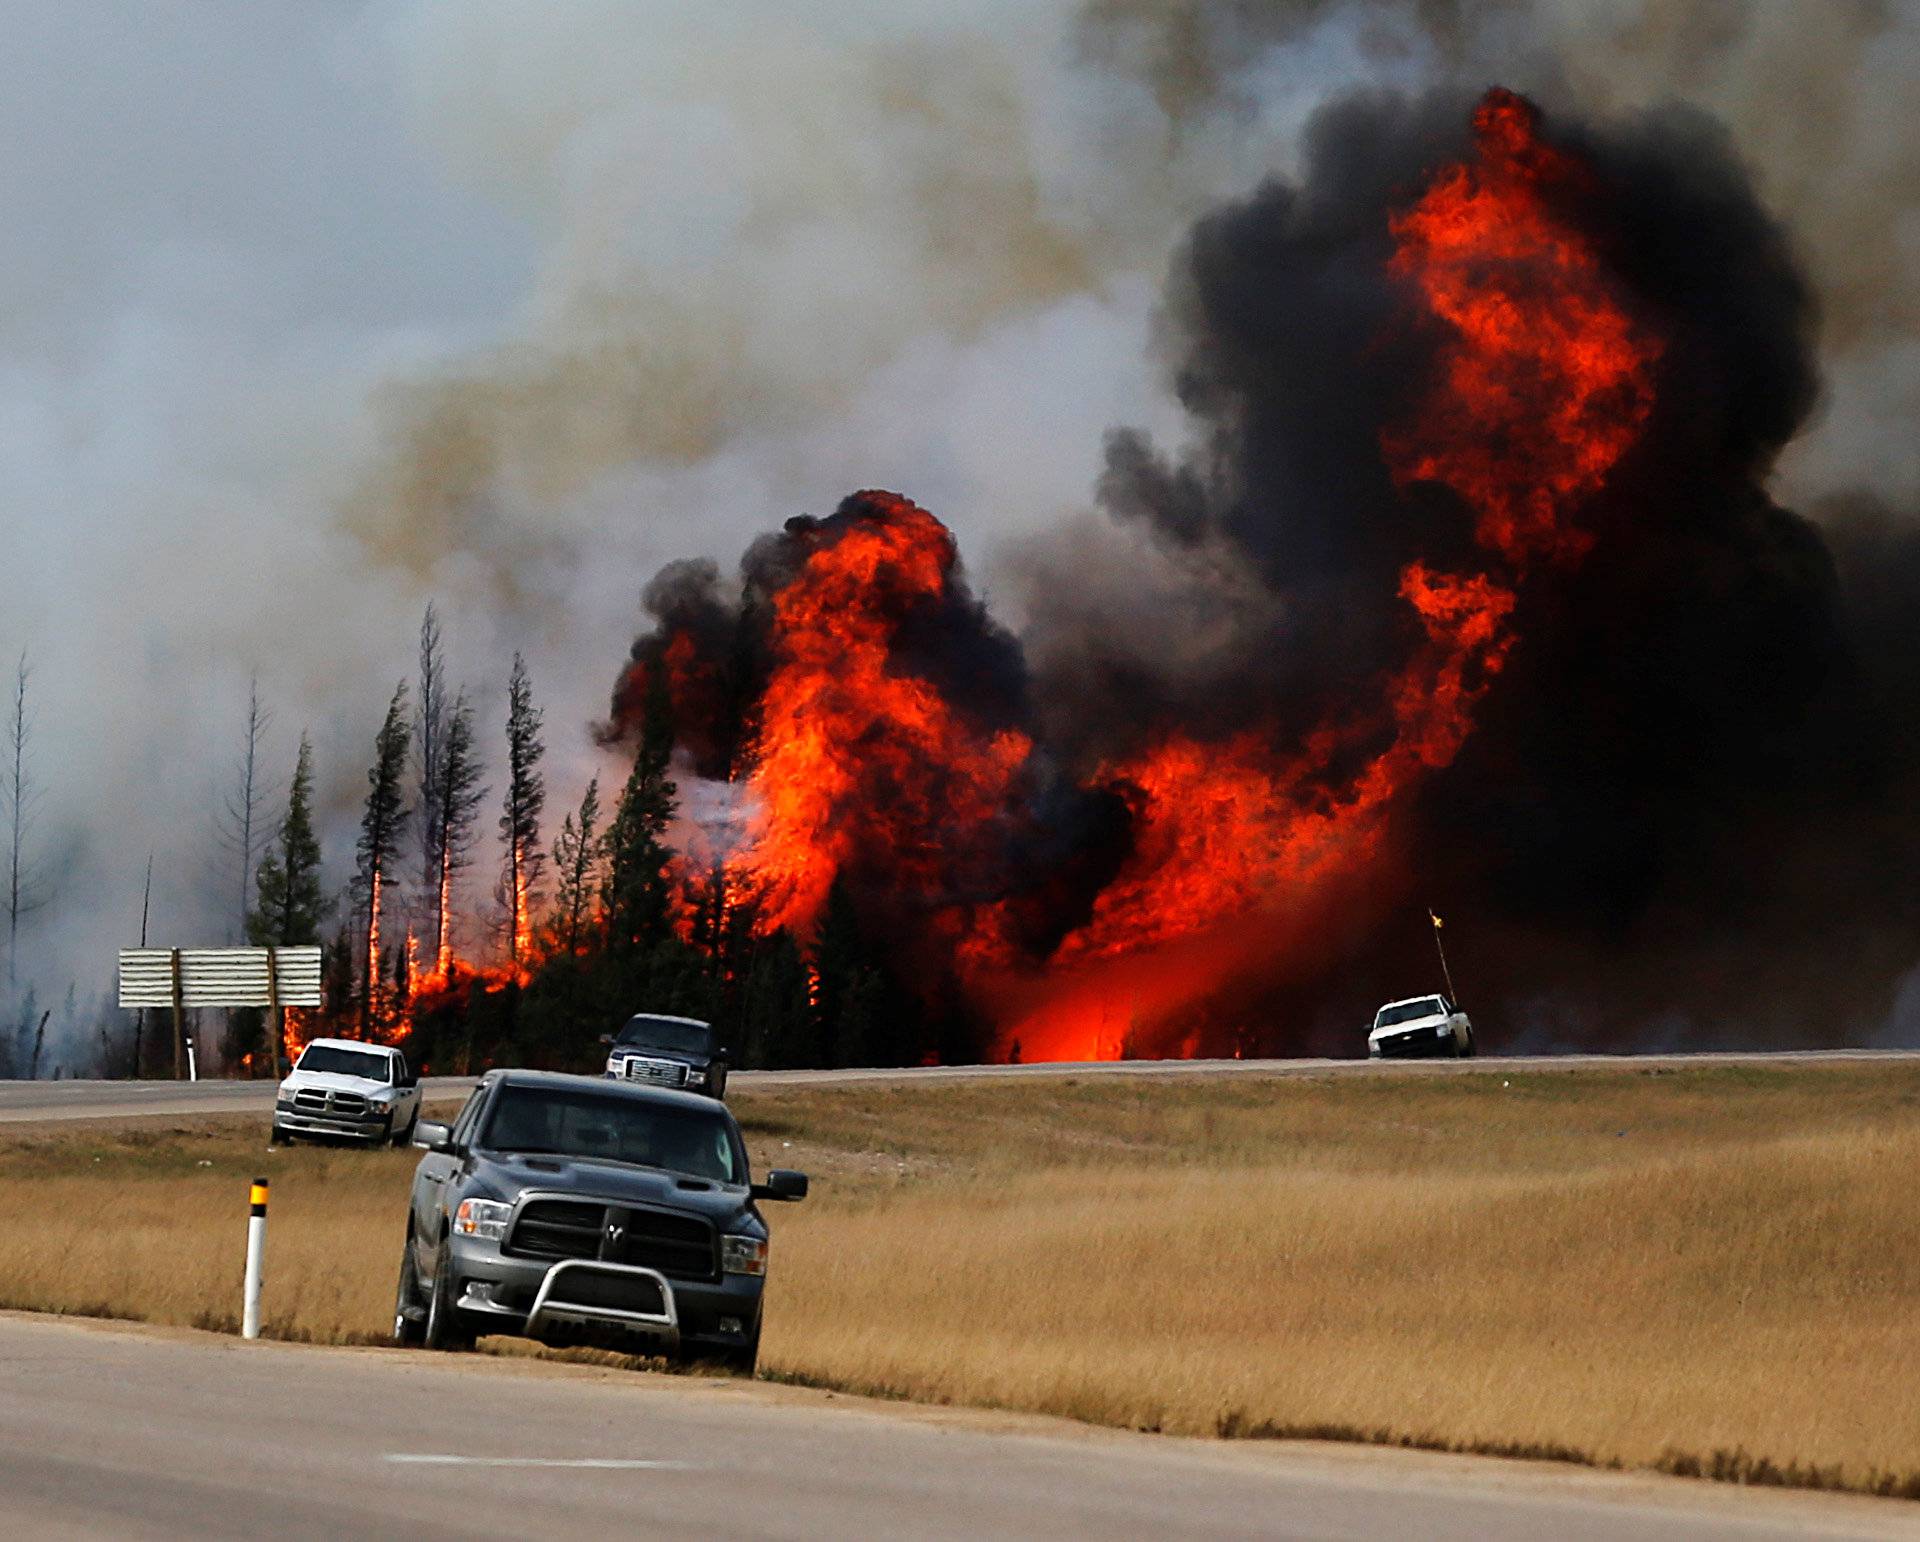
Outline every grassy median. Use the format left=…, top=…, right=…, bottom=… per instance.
left=2, top=1064, right=1917, bottom=1497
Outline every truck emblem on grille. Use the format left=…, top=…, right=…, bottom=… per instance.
left=606, top=1220, right=626, bottom=1247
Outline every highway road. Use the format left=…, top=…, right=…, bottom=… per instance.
left=1, top=1049, right=1914, bottom=1124
left=0, top=1312, right=1910, bottom=1541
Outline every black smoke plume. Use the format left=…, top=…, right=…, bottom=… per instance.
left=1035, top=87, right=1920, bottom=1049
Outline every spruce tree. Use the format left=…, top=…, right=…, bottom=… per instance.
left=427, top=692, right=486, bottom=977
left=499, top=653, right=546, bottom=967
left=322, top=920, right=357, bottom=1029
left=549, top=777, right=603, bottom=956
left=602, top=673, right=677, bottom=957
left=249, top=735, right=329, bottom=950
left=355, top=682, right=411, bottom=1035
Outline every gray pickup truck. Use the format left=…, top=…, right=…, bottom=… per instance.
left=394, top=1069, right=806, bottom=1374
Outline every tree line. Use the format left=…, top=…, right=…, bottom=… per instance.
left=217, top=604, right=929, bottom=1079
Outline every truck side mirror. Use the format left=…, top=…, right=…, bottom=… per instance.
left=598, top=1033, right=614, bottom=1046
left=752, top=1169, right=808, bottom=1202
left=414, top=1120, right=455, bottom=1153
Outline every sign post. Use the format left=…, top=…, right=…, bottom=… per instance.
left=265, top=946, right=282, bottom=1081
left=169, top=948, right=185, bottom=1081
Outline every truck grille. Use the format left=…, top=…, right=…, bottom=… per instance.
left=545, top=1268, right=669, bottom=1318
left=291, top=1088, right=369, bottom=1117
left=619, top=1056, right=689, bottom=1088
left=508, top=1198, right=719, bottom=1282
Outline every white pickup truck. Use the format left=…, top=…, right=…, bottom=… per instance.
left=1367, top=995, right=1476, bottom=1059
left=271, top=1037, right=422, bottom=1146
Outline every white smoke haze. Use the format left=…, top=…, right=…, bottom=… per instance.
left=2, top=1, right=1914, bottom=1068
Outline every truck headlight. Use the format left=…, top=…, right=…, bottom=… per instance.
left=275, top=1092, right=294, bottom=1108
left=686, top=1068, right=707, bottom=1086
left=721, top=1235, right=767, bottom=1276
left=453, top=1198, right=512, bottom=1242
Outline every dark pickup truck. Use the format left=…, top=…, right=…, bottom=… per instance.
left=394, top=1069, right=806, bottom=1373
left=600, top=1012, right=731, bottom=1098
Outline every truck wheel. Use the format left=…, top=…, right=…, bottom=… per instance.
left=711, top=1068, right=728, bottom=1100
left=391, top=1110, right=419, bottom=1147
left=423, top=1238, right=475, bottom=1352
left=268, top=1124, right=287, bottom=1147
left=393, top=1236, right=426, bottom=1347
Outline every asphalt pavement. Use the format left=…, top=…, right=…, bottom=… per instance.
left=1, top=1049, right=1914, bottom=1124
left=0, top=1313, right=1910, bottom=1541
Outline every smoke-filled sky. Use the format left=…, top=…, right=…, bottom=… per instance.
left=4, top=1, right=1917, bottom=1049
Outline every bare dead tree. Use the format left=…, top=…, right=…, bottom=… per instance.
left=3, top=652, right=52, bottom=989
left=212, top=677, right=274, bottom=944
left=414, top=603, right=448, bottom=965
left=133, top=851, right=152, bottom=1078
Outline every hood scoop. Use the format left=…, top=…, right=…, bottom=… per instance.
left=675, top=1178, right=713, bottom=1192
left=517, top=1157, right=567, bottom=1174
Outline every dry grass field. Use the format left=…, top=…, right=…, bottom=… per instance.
left=3, top=1064, right=1917, bottom=1497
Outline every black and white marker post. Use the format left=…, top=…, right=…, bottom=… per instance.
left=243, top=1178, right=268, bottom=1340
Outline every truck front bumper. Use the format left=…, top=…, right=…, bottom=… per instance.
left=273, top=1109, right=392, bottom=1141
left=445, top=1235, right=763, bottom=1355
left=1368, top=1026, right=1459, bottom=1058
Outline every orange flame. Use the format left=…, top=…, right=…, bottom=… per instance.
left=727, top=492, right=1032, bottom=947
left=995, top=88, right=1662, bottom=1059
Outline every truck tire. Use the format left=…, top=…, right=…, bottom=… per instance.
left=268, top=1123, right=287, bottom=1147
left=393, top=1236, right=426, bottom=1347
left=391, top=1109, right=419, bottom=1147
left=423, top=1237, right=475, bottom=1352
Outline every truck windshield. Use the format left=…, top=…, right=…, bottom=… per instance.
left=613, top=1016, right=712, bottom=1055
left=295, top=1045, right=390, bottom=1080
left=480, top=1085, right=739, bottom=1183
left=1376, top=999, right=1446, bottom=1028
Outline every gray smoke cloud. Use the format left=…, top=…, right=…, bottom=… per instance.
left=1, top=1, right=1914, bottom=1069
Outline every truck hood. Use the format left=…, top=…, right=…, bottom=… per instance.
left=476, top=1151, right=753, bottom=1225
left=279, top=1068, right=393, bottom=1096
left=1369, top=1013, right=1449, bottom=1041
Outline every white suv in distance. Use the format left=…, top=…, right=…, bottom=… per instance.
left=272, top=1038, right=422, bottom=1145
left=1368, top=995, right=1476, bottom=1059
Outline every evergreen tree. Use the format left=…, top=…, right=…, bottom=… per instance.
left=737, top=931, right=812, bottom=1069
left=602, top=672, right=677, bottom=956
left=427, top=692, right=486, bottom=976
left=811, top=876, right=902, bottom=1069
left=249, top=735, right=329, bottom=949
left=355, top=682, right=411, bottom=1035
left=499, top=653, right=546, bottom=967
left=549, top=777, right=603, bottom=956
left=322, top=919, right=357, bottom=1027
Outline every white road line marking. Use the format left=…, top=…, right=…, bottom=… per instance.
left=385, top=1454, right=697, bottom=1470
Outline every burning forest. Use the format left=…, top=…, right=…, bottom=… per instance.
left=79, top=81, right=1920, bottom=1082
left=581, top=86, right=1920, bottom=1066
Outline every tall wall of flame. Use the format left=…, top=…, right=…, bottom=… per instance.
left=604, top=84, right=1920, bottom=1059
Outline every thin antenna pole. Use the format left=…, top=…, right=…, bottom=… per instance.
left=1429, top=907, right=1459, bottom=1006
